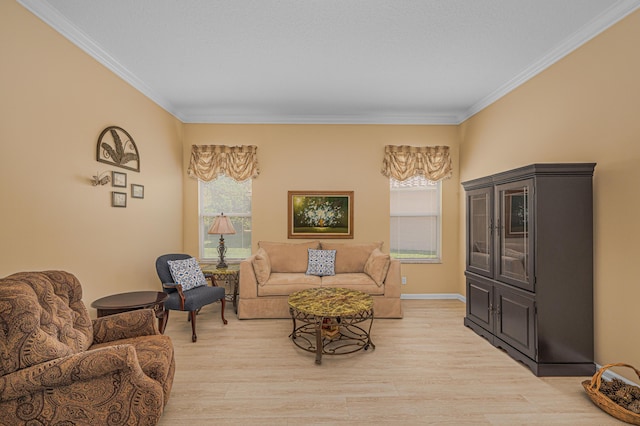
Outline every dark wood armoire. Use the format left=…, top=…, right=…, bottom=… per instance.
left=462, top=163, right=596, bottom=376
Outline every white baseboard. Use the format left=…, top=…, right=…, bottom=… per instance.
left=400, top=293, right=465, bottom=302
left=596, top=364, right=639, bottom=386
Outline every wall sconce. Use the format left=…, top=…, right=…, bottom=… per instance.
left=91, top=171, right=111, bottom=186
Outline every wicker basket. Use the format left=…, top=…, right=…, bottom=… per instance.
left=582, top=363, right=640, bottom=425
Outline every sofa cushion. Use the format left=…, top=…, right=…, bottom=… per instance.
left=319, top=241, right=383, bottom=273
left=364, top=248, right=391, bottom=286
left=252, top=248, right=271, bottom=285
left=167, top=257, right=207, bottom=291
left=258, top=273, right=321, bottom=296
left=321, top=273, right=384, bottom=295
left=306, top=249, right=336, bottom=276
left=258, top=241, right=320, bottom=273
left=264, top=272, right=322, bottom=286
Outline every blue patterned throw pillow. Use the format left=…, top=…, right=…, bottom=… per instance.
left=167, top=257, right=208, bottom=291
left=306, top=249, right=336, bottom=277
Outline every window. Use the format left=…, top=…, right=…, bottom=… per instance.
left=390, top=175, right=441, bottom=262
left=199, top=175, right=252, bottom=262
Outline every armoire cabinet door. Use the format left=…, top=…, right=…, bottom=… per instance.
left=466, top=278, right=493, bottom=332
left=495, top=179, right=535, bottom=292
left=494, top=284, right=536, bottom=359
left=466, top=187, right=493, bottom=278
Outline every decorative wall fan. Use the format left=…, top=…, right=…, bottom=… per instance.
left=96, top=126, right=140, bottom=172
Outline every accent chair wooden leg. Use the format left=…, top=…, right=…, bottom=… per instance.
left=220, top=299, right=228, bottom=325
left=190, top=310, right=197, bottom=342
left=160, top=309, right=169, bottom=334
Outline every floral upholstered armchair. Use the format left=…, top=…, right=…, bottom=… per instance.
left=0, top=271, right=175, bottom=425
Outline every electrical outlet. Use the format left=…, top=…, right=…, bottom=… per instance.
left=401, top=276, right=407, bottom=285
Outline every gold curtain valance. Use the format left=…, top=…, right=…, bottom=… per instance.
left=381, top=145, right=452, bottom=182
left=187, top=145, right=259, bottom=182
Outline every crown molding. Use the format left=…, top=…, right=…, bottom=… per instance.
left=181, top=111, right=462, bottom=125
left=460, top=0, right=640, bottom=123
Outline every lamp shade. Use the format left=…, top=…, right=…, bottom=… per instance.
left=208, top=213, right=236, bottom=235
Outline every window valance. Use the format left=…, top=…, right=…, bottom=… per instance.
left=187, top=145, right=259, bottom=182
left=381, top=145, right=452, bottom=182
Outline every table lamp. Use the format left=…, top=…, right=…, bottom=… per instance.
left=208, top=213, right=236, bottom=268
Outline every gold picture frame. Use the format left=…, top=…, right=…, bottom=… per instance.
left=288, top=191, right=353, bottom=239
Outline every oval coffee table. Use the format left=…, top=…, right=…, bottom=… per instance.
left=288, top=287, right=375, bottom=365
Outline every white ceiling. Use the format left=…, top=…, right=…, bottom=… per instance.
left=19, top=0, right=640, bottom=124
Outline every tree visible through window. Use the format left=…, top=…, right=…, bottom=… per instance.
left=390, top=176, right=441, bottom=262
left=199, top=176, right=252, bottom=261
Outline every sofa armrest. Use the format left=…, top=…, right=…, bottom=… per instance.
left=0, top=344, right=144, bottom=402
left=383, top=259, right=401, bottom=298
left=239, top=255, right=259, bottom=299
left=92, top=309, right=159, bottom=344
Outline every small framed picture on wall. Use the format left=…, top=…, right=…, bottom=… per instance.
left=131, top=184, right=144, bottom=199
left=112, top=191, right=127, bottom=208
left=112, top=171, right=127, bottom=188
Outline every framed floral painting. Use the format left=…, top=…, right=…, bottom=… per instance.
left=288, top=191, right=353, bottom=239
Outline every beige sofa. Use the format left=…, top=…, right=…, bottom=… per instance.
left=238, top=241, right=403, bottom=319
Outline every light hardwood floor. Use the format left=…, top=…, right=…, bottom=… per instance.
left=158, top=299, right=621, bottom=425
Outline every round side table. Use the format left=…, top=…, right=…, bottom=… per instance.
left=91, top=291, right=169, bottom=333
left=202, top=264, right=240, bottom=314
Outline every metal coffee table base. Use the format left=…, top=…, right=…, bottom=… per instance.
left=289, top=308, right=375, bottom=365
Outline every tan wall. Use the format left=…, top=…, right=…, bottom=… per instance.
left=8, top=0, right=635, bottom=374
left=0, top=2, right=184, bottom=313
left=459, top=11, right=640, bottom=373
left=183, top=124, right=461, bottom=294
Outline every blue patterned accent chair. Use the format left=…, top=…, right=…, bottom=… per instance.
left=155, top=254, right=227, bottom=342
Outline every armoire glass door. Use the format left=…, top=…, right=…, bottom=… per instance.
left=495, top=179, right=534, bottom=291
left=467, top=187, right=493, bottom=277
